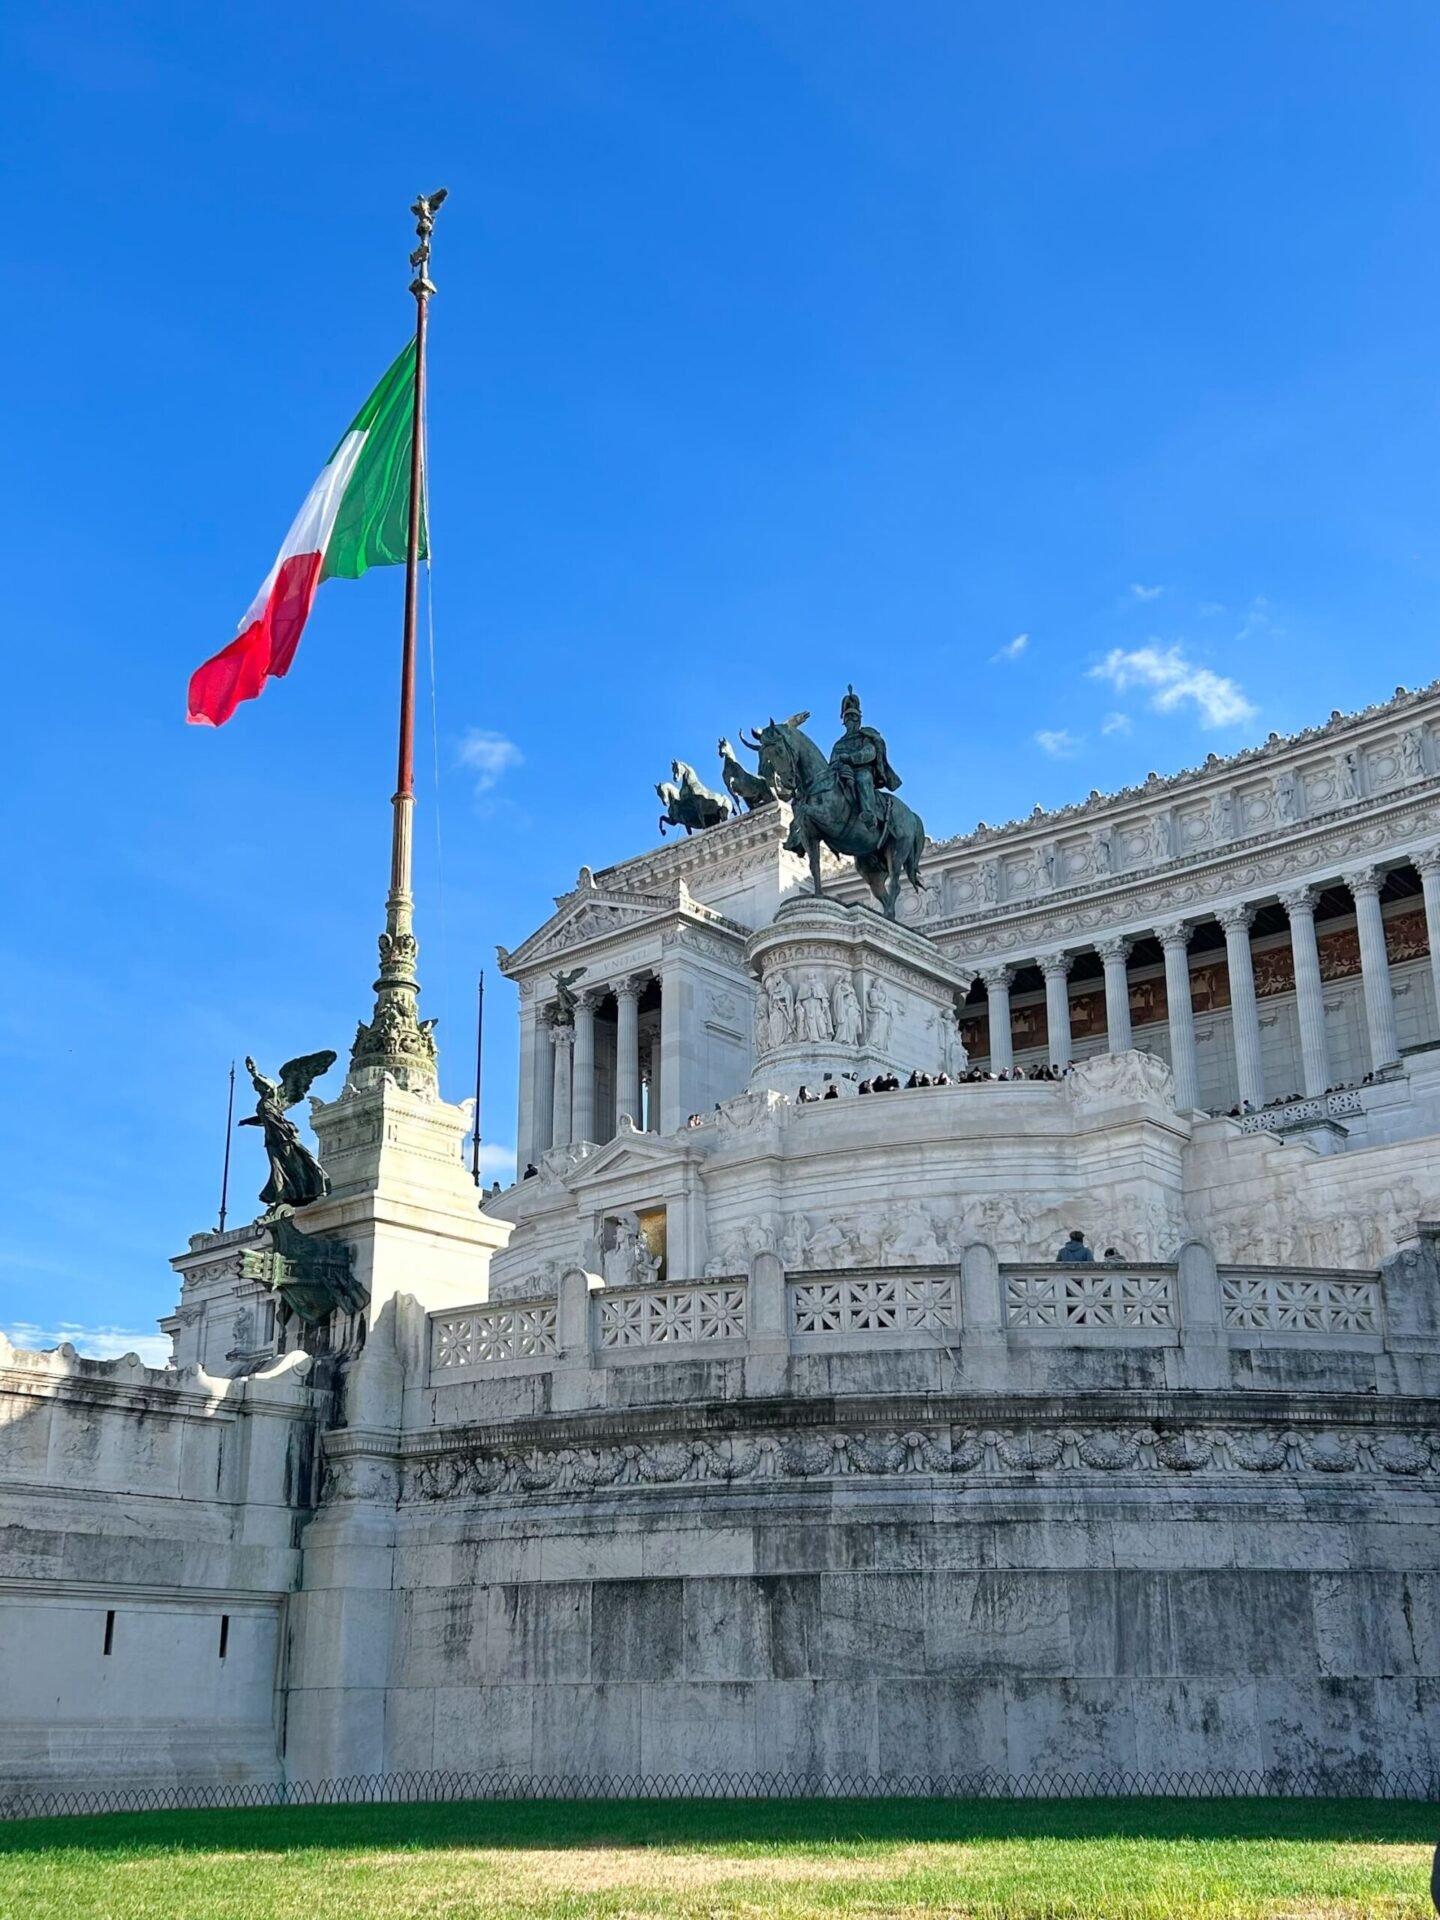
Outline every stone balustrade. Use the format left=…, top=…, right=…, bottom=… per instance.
left=426, top=1250, right=1387, bottom=1382
left=1236, top=1089, right=1364, bottom=1135
left=1219, top=1267, right=1382, bottom=1338
left=1002, top=1263, right=1178, bottom=1333
left=595, top=1281, right=747, bottom=1350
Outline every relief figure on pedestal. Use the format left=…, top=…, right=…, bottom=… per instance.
left=1400, top=727, right=1427, bottom=782
left=1274, top=769, right=1298, bottom=823
left=865, top=978, right=893, bottom=1052
left=764, top=972, right=796, bottom=1052
left=831, top=973, right=863, bottom=1047
left=798, top=973, right=834, bottom=1043
left=751, top=691, right=926, bottom=918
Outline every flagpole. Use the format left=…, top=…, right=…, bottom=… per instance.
left=349, top=188, right=447, bottom=1097
left=470, top=971, right=485, bottom=1185
left=217, top=1060, right=236, bottom=1232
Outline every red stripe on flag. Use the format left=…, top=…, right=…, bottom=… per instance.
left=186, top=550, right=325, bottom=727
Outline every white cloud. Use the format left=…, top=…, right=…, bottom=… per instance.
left=991, top=632, right=1028, bottom=663
left=458, top=729, right=523, bottom=794
left=1088, top=644, right=1256, bottom=728
left=476, top=1141, right=517, bottom=1186
left=1101, top=712, right=1132, bottom=736
left=1034, top=728, right=1081, bottom=758
left=2, top=1322, right=171, bottom=1368
left=1130, top=583, right=1164, bottom=601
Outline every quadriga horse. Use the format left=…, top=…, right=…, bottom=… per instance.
left=754, top=716, right=926, bottom=919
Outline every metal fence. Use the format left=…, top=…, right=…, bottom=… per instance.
left=4, top=1765, right=1438, bottom=1822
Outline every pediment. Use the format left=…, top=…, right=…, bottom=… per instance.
left=563, top=1124, right=698, bottom=1190
left=502, top=889, right=670, bottom=971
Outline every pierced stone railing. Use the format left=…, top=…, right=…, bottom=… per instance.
left=595, top=1282, right=747, bottom=1351
left=1002, top=1264, right=1178, bottom=1331
left=430, top=1302, right=558, bottom=1373
left=789, top=1270, right=960, bottom=1337
left=1237, top=1089, right=1363, bottom=1134
left=1219, top=1267, right=1381, bottom=1337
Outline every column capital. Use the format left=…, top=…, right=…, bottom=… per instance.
left=549, top=1020, right=576, bottom=1051
left=1096, top=937, right=1133, bottom=965
left=1344, top=865, right=1383, bottom=900
left=1414, top=842, right=1440, bottom=878
left=1155, top=919, right=1193, bottom=951
left=1217, top=904, right=1254, bottom=936
left=979, top=965, right=1015, bottom=992
left=576, top=987, right=606, bottom=1015
left=1039, top=951, right=1074, bottom=981
left=1279, top=884, right=1318, bottom=917
left=614, top=973, right=648, bottom=1003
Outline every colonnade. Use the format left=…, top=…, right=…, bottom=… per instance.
left=526, top=974, right=656, bottom=1160
left=980, top=853, right=1440, bottom=1110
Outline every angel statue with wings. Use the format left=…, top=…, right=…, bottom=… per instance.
left=241, top=1051, right=337, bottom=1213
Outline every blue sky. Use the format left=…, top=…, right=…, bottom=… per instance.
left=3, top=2, right=1439, bottom=1360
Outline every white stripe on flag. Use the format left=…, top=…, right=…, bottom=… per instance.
left=236, top=430, right=369, bottom=630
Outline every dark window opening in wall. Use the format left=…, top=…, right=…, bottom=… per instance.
left=218, top=1614, right=230, bottom=1659
left=103, top=1610, right=115, bottom=1655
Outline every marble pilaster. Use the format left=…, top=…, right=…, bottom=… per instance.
left=980, top=966, right=1014, bottom=1073
left=1416, top=844, right=1440, bottom=1042
left=1281, top=886, right=1331, bottom=1096
left=1219, top=905, right=1265, bottom=1110
left=614, top=977, right=643, bottom=1128
left=571, top=992, right=600, bottom=1144
left=1346, top=867, right=1401, bottom=1072
left=1041, top=953, right=1073, bottom=1067
left=550, top=1022, right=575, bottom=1149
left=1157, top=921, right=1200, bottom=1111
left=1098, top=939, right=1133, bottom=1054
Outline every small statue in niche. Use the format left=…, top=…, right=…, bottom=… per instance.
left=240, top=1051, right=336, bottom=1214
left=1273, top=769, right=1298, bottom=823
left=1339, top=750, right=1361, bottom=800
left=1399, top=727, right=1427, bottom=782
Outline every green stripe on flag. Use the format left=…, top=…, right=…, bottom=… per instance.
left=321, top=341, right=429, bottom=581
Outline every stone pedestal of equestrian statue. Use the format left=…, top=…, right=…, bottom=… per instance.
left=746, top=894, right=972, bottom=1095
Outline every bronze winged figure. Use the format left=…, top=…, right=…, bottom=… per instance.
left=240, top=1050, right=336, bottom=1214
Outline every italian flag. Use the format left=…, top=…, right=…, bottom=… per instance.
left=187, top=342, right=426, bottom=726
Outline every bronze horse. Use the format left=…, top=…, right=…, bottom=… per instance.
left=753, top=716, right=926, bottom=919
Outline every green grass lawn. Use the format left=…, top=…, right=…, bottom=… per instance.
left=0, top=1795, right=1436, bottom=1919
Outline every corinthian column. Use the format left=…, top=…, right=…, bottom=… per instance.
left=1098, top=938, right=1133, bottom=1052
left=614, top=976, right=643, bottom=1127
left=1157, top=921, right=1200, bottom=1110
left=1346, top=867, right=1400, bottom=1072
left=980, top=966, right=1014, bottom=1072
left=550, top=1021, right=575, bottom=1148
left=1041, top=953, right=1073, bottom=1066
left=1281, top=886, right=1330, bottom=1096
left=1415, top=845, right=1440, bottom=1042
left=1219, top=905, right=1265, bottom=1110
left=571, top=991, right=600, bottom=1144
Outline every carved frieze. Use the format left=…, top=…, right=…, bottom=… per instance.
left=402, top=1414, right=1440, bottom=1504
